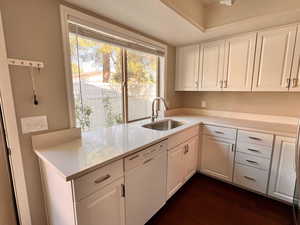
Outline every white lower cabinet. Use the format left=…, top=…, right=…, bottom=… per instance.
left=268, top=136, right=296, bottom=203
left=200, top=135, right=235, bottom=182
left=76, top=178, right=125, bottom=225
left=167, top=135, right=199, bottom=199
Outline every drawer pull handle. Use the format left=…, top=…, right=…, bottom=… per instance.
left=215, top=131, right=224, bottom=135
left=248, top=136, right=262, bottom=141
left=246, top=160, right=258, bottom=164
left=94, top=174, right=111, bottom=184
left=244, top=176, right=256, bottom=181
left=143, top=158, right=153, bottom=165
left=129, top=155, right=139, bottom=161
left=248, top=148, right=260, bottom=153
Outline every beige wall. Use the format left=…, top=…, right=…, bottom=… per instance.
left=182, top=92, right=300, bottom=117
left=0, top=1, right=178, bottom=225
left=205, top=0, right=300, bottom=28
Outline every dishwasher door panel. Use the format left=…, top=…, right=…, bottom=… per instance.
left=125, top=150, right=167, bottom=225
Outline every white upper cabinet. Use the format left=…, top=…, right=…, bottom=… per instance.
left=253, top=25, right=297, bottom=92
left=198, top=40, right=225, bottom=91
left=223, top=33, right=257, bottom=91
left=175, top=45, right=200, bottom=91
left=268, top=136, right=296, bottom=203
left=290, top=25, right=300, bottom=91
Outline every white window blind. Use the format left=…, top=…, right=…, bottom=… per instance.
left=68, top=21, right=165, bottom=57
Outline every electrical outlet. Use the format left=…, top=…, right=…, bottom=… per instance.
left=21, top=116, right=48, bottom=134
left=201, top=101, right=207, bottom=108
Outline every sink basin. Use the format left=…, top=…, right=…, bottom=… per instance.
left=142, top=119, right=184, bottom=131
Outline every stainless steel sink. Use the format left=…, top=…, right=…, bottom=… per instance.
left=142, top=119, right=184, bottom=131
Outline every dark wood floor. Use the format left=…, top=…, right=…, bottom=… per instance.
left=147, top=174, right=293, bottom=225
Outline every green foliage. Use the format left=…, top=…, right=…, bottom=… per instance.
left=75, top=97, right=93, bottom=130
left=102, top=97, right=123, bottom=127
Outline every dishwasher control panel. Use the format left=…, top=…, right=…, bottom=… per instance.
left=124, top=139, right=168, bottom=171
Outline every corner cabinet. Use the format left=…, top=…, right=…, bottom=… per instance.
left=268, top=136, right=296, bottom=203
left=253, top=25, right=297, bottom=92
left=175, top=45, right=200, bottom=91
left=200, top=136, right=235, bottom=183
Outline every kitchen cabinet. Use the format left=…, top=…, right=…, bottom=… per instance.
left=175, top=45, right=200, bottom=91
left=184, top=136, right=199, bottom=181
left=252, top=25, right=297, bottom=92
left=268, top=136, right=296, bottom=203
left=198, top=40, right=225, bottom=91
left=291, top=25, right=300, bottom=91
left=167, top=143, right=186, bottom=198
left=200, top=135, right=235, bottom=182
left=167, top=135, right=199, bottom=199
left=76, top=178, right=125, bottom=225
left=223, top=33, right=257, bottom=91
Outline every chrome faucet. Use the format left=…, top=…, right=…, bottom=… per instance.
left=151, top=97, right=168, bottom=122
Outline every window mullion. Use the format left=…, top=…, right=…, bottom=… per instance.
left=122, top=49, right=129, bottom=123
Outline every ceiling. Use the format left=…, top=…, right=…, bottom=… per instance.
left=65, top=0, right=204, bottom=46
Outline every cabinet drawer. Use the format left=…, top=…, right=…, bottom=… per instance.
left=234, top=163, right=268, bottom=194
left=125, top=140, right=167, bottom=171
left=235, top=152, right=270, bottom=171
left=203, top=125, right=237, bottom=140
left=73, top=159, right=124, bottom=201
left=236, top=142, right=272, bottom=159
left=168, top=126, right=199, bottom=150
left=237, top=130, right=274, bottom=147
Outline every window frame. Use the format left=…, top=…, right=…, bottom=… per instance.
left=60, top=5, right=167, bottom=128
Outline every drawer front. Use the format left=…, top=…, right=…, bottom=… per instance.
left=168, top=126, right=199, bottom=150
left=236, top=142, right=272, bottom=159
left=234, top=163, right=269, bottom=193
left=125, top=140, right=168, bottom=171
left=237, top=130, right=274, bottom=147
left=235, top=152, right=270, bottom=171
left=203, top=125, right=237, bottom=140
left=74, top=159, right=124, bottom=201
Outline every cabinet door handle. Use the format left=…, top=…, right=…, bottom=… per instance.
left=246, top=159, right=258, bottom=164
left=195, top=81, right=199, bottom=88
left=286, top=78, right=291, bottom=88
left=248, top=148, right=260, bottom=153
left=184, top=145, right=189, bottom=154
left=244, top=176, right=256, bottom=182
left=215, top=131, right=224, bottom=135
left=248, top=136, right=262, bottom=141
left=293, top=78, right=298, bottom=88
left=143, top=158, right=153, bottom=165
left=231, top=144, right=235, bottom=152
left=94, top=174, right=111, bottom=184
left=219, top=80, right=223, bottom=88
left=223, top=80, right=228, bottom=88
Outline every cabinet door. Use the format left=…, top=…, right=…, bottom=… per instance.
left=200, top=136, right=234, bottom=182
left=167, top=144, right=185, bottom=199
left=290, top=25, right=300, bottom=91
left=184, top=136, right=199, bottom=181
left=223, top=33, right=257, bottom=91
left=199, top=40, right=225, bottom=91
left=175, top=45, right=200, bottom=91
left=253, top=25, right=297, bottom=91
left=268, top=136, right=296, bottom=203
left=76, top=178, right=125, bottom=225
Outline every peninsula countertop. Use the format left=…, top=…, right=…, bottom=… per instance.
left=32, top=115, right=298, bottom=181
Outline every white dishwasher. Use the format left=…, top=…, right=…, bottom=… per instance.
left=124, top=140, right=168, bottom=225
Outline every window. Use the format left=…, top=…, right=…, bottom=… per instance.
left=67, top=22, right=163, bottom=130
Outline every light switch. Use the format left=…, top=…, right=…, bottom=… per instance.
left=201, top=101, right=207, bottom=108
left=21, top=116, right=48, bottom=134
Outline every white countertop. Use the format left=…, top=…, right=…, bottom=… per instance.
left=33, top=115, right=298, bottom=181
